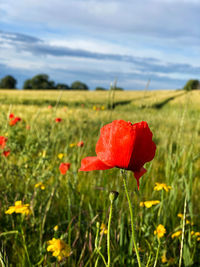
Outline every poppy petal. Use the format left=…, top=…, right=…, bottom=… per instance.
left=96, top=120, right=136, bottom=169
left=128, top=121, right=156, bottom=171
left=79, top=157, right=112, bottom=171
left=59, top=163, right=70, bottom=175
left=133, top=167, right=147, bottom=190
left=3, top=150, right=10, bottom=157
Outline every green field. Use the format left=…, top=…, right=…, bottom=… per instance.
left=0, top=89, right=200, bottom=266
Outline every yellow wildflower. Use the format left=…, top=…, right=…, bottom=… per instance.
left=93, top=105, right=97, bottom=111
left=154, top=224, right=166, bottom=238
left=54, top=225, right=59, bottom=231
left=191, top=232, right=200, bottom=239
left=161, top=251, right=168, bottom=263
left=5, top=201, right=31, bottom=215
left=140, top=200, right=160, bottom=208
left=35, top=182, right=45, bottom=190
left=100, top=223, right=108, bottom=235
left=171, top=230, right=182, bottom=239
left=101, top=105, right=105, bottom=110
left=69, top=143, right=76, bottom=148
left=58, top=153, right=64, bottom=159
left=154, top=182, right=172, bottom=192
left=47, top=238, right=71, bottom=261
left=191, top=231, right=195, bottom=236
left=177, top=214, right=193, bottom=225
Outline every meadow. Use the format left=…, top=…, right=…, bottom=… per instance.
left=0, top=89, right=200, bottom=266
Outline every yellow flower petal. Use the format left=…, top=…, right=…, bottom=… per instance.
left=154, top=182, right=172, bottom=192
left=171, top=230, right=182, bottom=239
left=140, top=200, right=160, bottom=208
left=100, top=223, right=108, bottom=235
left=5, top=201, right=31, bottom=215
left=54, top=225, right=59, bottom=231
left=58, top=153, right=64, bottom=159
left=154, top=224, right=166, bottom=238
left=46, top=238, right=71, bottom=261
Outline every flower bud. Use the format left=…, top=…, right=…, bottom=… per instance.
left=109, top=191, right=119, bottom=203
left=96, top=222, right=100, bottom=229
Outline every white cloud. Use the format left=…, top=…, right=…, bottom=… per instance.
left=1, top=0, right=200, bottom=90
left=1, top=0, right=200, bottom=42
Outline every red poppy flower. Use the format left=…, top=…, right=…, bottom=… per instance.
left=55, top=118, right=62, bottom=123
left=15, top=117, right=21, bottom=122
left=0, top=136, right=8, bottom=149
left=48, top=105, right=52, bottom=109
left=77, top=141, right=84, bottom=147
left=59, top=163, right=71, bottom=175
left=3, top=150, right=10, bottom=157
left=9, top=113, right=15, bottom=119
left=79, top=120, right=156, bottom=189
left=9, top=117, right=21, bottom=126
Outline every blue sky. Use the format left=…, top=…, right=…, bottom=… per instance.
left=0, top=0, right=200, bottom=90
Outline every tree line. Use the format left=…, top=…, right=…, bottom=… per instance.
left=0, top=74, right=124, bottom=91
left=3, top=73, right=199, bottom=91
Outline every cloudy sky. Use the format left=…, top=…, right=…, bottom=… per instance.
left=0, top=0, right=200, bottom=90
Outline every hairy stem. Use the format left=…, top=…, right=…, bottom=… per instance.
left=122, top=171, right=141, bottom=267
left=107, top=202, right=113, bottom=267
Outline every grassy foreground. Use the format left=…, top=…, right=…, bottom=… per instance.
left=0, top=89, right=200, bottom=266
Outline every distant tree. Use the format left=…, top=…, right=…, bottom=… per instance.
left=23, top=79, right=33, bottom=89
left=95, top=87, right=107, bottom=91
left=56, top=83, right=70, bottom=90
left=71, top=81, right=89, bottom=90
left=31, top=74, right=55, bottom=89
left=0, top=75, right=17, bottom=89
left=183, top=79, right=199, bottom=91
left=23, top=74, right=56, bottom=90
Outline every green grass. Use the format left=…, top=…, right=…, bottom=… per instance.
left=0, top=89, right=200, bottom=266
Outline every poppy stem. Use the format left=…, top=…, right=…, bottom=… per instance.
left=107, top=198, right=113, bottom=267
left=122, top=171, right=141, bottom=267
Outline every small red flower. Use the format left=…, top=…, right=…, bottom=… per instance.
left=26, top=125, right=30, bottom=130
left=77, top=141, right=84, bottom=147
left=79, top=120, right=156, bottom=189
left=59, top=163, right=71, bottom=175
left=48, top=105, right=52, bottom=109
left=9, top=116, right=21, bottom=126
left=15, top=117, right=21, bottom=122
left=55, top=118, right=62, bottom=123
left=9, top=113, right=15, bottom=119
left=3, top=150, right=10, bottom=157
left=0, top=136, right=8, bottom=149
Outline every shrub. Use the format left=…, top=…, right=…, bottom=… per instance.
left=23, top=74, right=55, bottom=90
left=0, top=75, right=17, bottom=89
left=71, top=81, right=89, bottom=90
left=183, top=79, right=199, bottom=91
